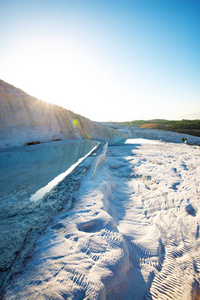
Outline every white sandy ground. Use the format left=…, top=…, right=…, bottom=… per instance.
left=2, top=137, right=200, bottom=299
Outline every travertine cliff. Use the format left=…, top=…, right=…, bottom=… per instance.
left=0, top=80, right=126, bottom=149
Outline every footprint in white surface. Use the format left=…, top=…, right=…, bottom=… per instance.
left=185, top=204, right=196, bottom=216
left=171, top=182, right=181, bottom=190
left=77, top=219, right=104, bottom=233
left=65, top=234, right=72, bottom=239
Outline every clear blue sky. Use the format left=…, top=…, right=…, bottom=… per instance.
left=0, top=0, right=200, bottom=121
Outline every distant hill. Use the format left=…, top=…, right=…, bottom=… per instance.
left=108, top=119, right=200, bottom=137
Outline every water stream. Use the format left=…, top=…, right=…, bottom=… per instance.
left=0, top=139, right=98, bottom=285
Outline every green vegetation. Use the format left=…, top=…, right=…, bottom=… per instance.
left=119, top=119, right=200, bottom=130
left=171, top=120, right=200, bottom=130
left=107, top=119, right=200, bottom=137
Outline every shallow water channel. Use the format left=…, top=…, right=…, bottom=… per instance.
left=0, top=140, right=98, bottom=286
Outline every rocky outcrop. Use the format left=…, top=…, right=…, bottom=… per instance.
left=0, top=80, right=126, bottom=149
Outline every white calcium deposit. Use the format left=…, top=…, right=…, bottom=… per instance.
left=0, top=80, right=126, bottom=149
left=3, top=135, right=200, bottom=299
left=104, top=122, right=200, bottom=145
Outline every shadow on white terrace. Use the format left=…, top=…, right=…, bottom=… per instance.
left=0, top=140, right=98, bottom=286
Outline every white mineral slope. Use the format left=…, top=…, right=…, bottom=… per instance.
left=130, top=126, right=200, bottom=145
left=104, top=122, right=200, bottom=145
left=0, top=80, right=126, bottom=149
left=3, top=136, right=200, bottom=300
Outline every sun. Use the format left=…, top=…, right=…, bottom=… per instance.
left=2, top=36, right=115, bottom=121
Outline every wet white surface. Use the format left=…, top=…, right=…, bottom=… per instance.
left=0, top=140, right=98, bottom=285
left=125, top=138, right=162, bottom=145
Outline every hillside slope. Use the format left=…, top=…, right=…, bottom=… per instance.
left=0, top=80, right=126, bottom=149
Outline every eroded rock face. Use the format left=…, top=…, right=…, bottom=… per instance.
left=0, top=80, right=126, bottom=149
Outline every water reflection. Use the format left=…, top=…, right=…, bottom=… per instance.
left=0, top=140, right=98, bottom=285
left=125, top=138, right=161, bottom=145
left=30, top=144, right=97, bottom=201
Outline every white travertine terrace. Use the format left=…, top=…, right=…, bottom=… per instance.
left=0, top=80, right=127, bottom=149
